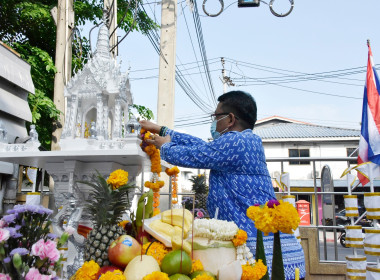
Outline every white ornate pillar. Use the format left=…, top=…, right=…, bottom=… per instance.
left=96, top=93, right=103, bottom=138
left=102, top=96, right=108, bottom=139
left=68, top=95, right=78, bottom=138
left=75, top=99, right=82, bottom=138
left=113, top=96, right=122, bottom=139
left=61, top=96, right=72, bottom=138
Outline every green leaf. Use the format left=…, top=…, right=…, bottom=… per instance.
left=255, top=229, right=269, bottom=280
left=271, top=232, right=285, bottom=280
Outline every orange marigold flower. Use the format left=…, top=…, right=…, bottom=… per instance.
left=142, top=271, right=170, bottom=280
left=107, top=169, right=128, bottom=190
left=143, top=241, right=169, bottom=265
left=241, top=260, right=267, bottom=280
left=98, top=270, right=125, bottom=280
left=75, top=260, right=100, bottom=280
left=232, top=229, right=248, bottom=247
left=191, top=259, right=204, bottom=273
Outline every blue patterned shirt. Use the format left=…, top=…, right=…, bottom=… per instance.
left=161, top=128, right=306, bottom=279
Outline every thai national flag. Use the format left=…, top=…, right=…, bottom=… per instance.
left=357, top=42, right=380, bottom=186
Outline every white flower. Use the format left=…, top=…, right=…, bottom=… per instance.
left=64, top=226, right=75, bottom=235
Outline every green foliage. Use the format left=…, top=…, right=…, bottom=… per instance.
left=0, top=0, right=157, bottom=150
left=271, top=232, right=285, bottom=280
left=130, top=104, right=154, bottom=120
left=255, top=229, right=269, bottom=280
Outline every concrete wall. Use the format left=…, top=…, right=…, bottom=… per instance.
left=263, top=140, right=358, bottom=180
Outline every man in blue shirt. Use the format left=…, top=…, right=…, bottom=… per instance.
left=140, top=90, right=305, bottom=279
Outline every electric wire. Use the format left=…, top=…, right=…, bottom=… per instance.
left=110, top=0, right=140, bottom=52
left=180, top=1, right=212, bottom=105
left=109, top=0, right=132, bottom=39
left=192, top=0, right=218, bottom=105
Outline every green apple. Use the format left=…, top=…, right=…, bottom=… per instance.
left=169, top=274, right=192, bottom=280
left=161, top=250, right=192, bottom=276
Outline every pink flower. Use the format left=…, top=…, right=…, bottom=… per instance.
left=0, top=219, right=6, bottom=228
left=196, top=210, right=204, bottom=218
left=0, top=273, right=11, bottom=280
left=25, top=268, right=53, bottom=280
left=25, top=268, right=42, bottom=280
left=31, top=239, right=60, bottom=262
left=0, top=228, right=10, bottom=242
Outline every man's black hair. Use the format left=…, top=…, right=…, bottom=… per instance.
left=217, top=90, right=257, bottom=129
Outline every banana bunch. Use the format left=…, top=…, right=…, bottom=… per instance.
left=148, top=208, right=193, bottom=252
left=161, top=208, right=193, bottom=234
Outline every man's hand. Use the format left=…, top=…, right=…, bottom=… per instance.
left=139, top=120, right=161, bottom=134
left=146, top=135, right=171, bottom=148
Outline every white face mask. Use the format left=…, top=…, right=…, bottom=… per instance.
left=210, top=115, right=229, bottom=139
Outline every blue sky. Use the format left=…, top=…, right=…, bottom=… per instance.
left=85, top=0, right=380, bottom=140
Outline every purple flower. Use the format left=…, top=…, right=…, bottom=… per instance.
left=10, top=248, right=29, bottom=256
left=2, top=214, right=17, bottom=224
left=3, top=257, right=11, bottom=264
left=4, top=227, right=22, bottom=238
left=267, top=199, right=280, bottom=208
left=47, top=233, right=58, bottom=240
left=9, top=204, right=27, bottom=214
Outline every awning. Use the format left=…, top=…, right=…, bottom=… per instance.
left=0, top=43, right=35, bottom=94
left=0, top=87, right=32, bottom=122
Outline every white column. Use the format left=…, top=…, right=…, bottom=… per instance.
left=113, top=96, right=122, bottom=139
left=96, top=93, right=103, bottom=138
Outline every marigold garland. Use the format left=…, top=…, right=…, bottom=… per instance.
left=191, top=259, right=204, bottom=273
left=142, top=241, right=169, bottom=265
left=107, top=169, right=128, bottom=190
left=246, top=200, right=300, bottom=236
left=165, top=167, right=180, bottom=205
left=140, top=128, right=164, bottom=216
left=75, top=260, right=100, bottom=280
left=232, top=229, right=248, bottom=247
left=142, top=271, right=170, bottom=280
left=98, top=270, right=126, bottom=280
left=241, top=259, right=267, bottom=280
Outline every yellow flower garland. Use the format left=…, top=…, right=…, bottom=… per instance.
left=141, top=128, right=164, bottom=216
left=241, top=259, right=267, bottom=280
left=107, top=169, right=129, bottom=190
left=98, top=270, right=126, bottom=280
left=142, top=271, right=170, bottom=280
left=165, top=167, right=180, bottom=205
left=75, top=260, right=100, bottom=280
left=232, top=229, right=248, bottom=247
left=246, top=200, right=300, bottom=236
left=142, top=241, right=169, bottom=265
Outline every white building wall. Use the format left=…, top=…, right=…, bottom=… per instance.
left=263, top=140, right=358, bottom=181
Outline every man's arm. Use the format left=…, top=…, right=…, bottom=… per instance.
left=160, top=131, right=241, bottom=170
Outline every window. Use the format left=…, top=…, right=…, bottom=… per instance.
left=347, top=147, right=358, bottom=165
left=289, top=149, right=310, bottom=165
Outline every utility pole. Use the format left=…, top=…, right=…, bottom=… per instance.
left=104, top=0, right=118, bottom=57
left=157, top=0, right=177, bottom=128
left=51, top=0, right=74, bottom=150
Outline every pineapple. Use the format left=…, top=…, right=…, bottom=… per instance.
left=189, top=174, right=209, bottom=215
left=81, top=170, right=134, bottom=266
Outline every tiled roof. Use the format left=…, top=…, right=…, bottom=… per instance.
left=253, top=123, right=360, bottom=139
